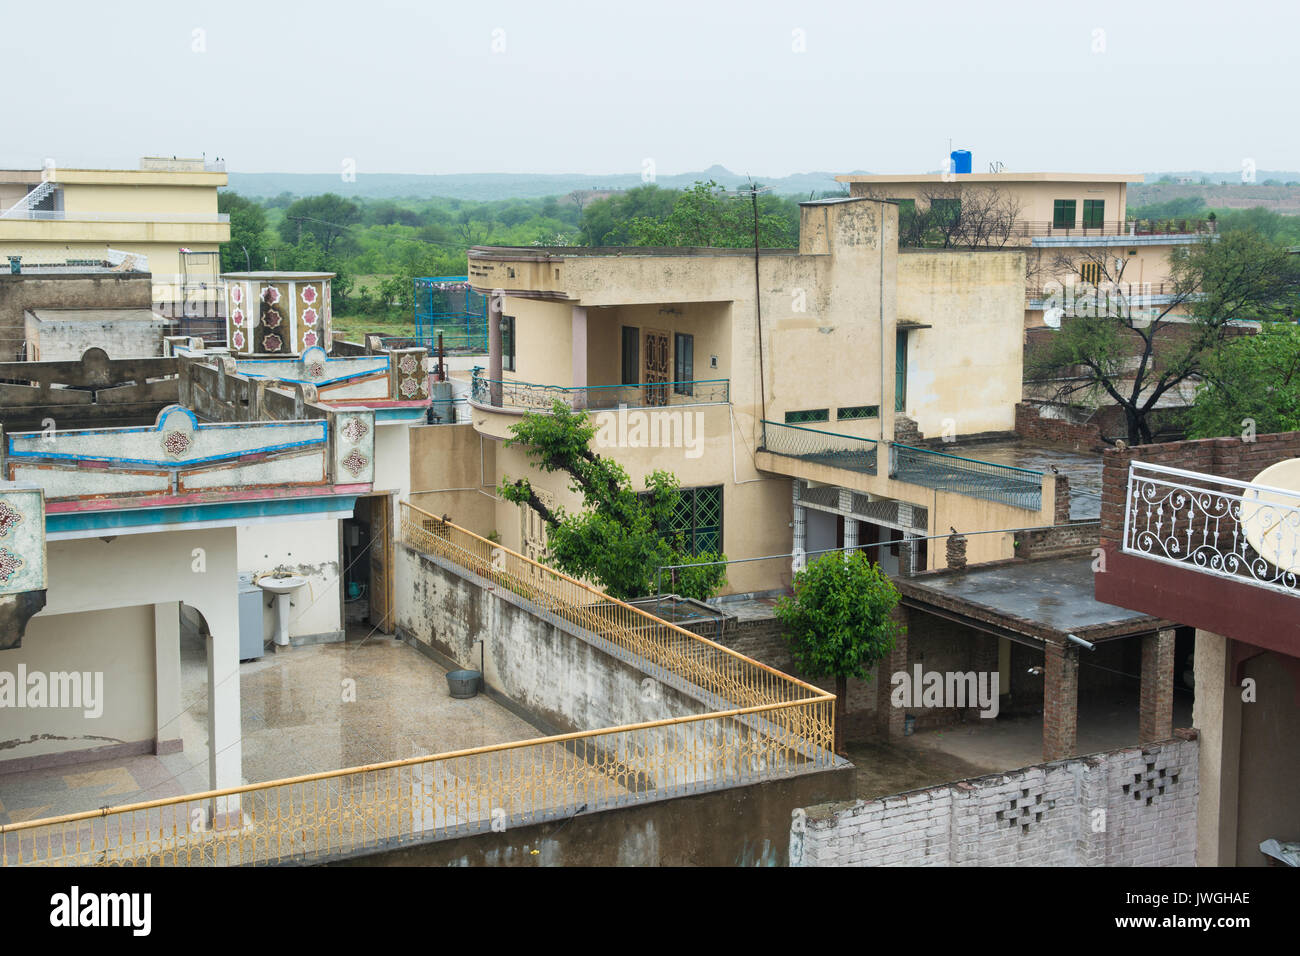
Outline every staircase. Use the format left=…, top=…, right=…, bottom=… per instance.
left=1, top=180, right=57, bottom=218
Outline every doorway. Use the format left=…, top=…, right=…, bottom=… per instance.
left=342, top=493, right=394, bottom=635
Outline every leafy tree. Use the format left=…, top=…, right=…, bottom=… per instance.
left=579, top=185, right=677, bottom=245
left=1188, top=321, right=1300, bottom=438
left=625, top=180, right=798, bottom=248
left=497, top=401, right=727, bottom=601
left=217, top=191, right=270, bottom=272
left=775, top=550, right=904, bottom=754
left=1027, top=229, right=1300, bottom=444
left=277, top=194, right=361, bottom=252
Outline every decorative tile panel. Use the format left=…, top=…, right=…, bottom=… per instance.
left=0, top=483, right=46, bottom=594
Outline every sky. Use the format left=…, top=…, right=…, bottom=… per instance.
left=1, top=0, right=1295, bottom=179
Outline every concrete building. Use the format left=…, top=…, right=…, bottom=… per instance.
left=0, top=157, right=229, bottom=320
left=451, top=196, right=1085, bottom=598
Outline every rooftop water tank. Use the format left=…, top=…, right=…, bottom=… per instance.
left=950, top=150, right=972, bottom=175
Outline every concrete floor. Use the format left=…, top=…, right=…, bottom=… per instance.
left=0, top=631, right=548, bottom=826
left=846, top=690, right=1194, bottom=801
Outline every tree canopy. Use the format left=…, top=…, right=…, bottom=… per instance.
left=1188, top=321, right=1300, bottom=439
left=496, top=401, right=727, bottom=601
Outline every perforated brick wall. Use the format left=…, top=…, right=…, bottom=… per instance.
left=790, top=731, right=1198, bottom=866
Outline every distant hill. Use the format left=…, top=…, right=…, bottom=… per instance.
left=1132, top=177, right=1300, bottom=214
left=225, top=165, right=861, bottom=201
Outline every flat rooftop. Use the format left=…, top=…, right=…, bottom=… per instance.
left=837, top=172, right=1144, bottom=185
left=902, top=555, right=1163, bottom=641
left=939, top=438, right=1103, bottom=519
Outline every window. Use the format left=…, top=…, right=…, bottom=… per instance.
left=1080, top=262, right=1102, bottom=285
left=838, top=405, right=880, bottom=420
left=670, top=485, right=723, bottom=555
left=1083, top=199, right=1105, bottom=228
left=621, top=326, right=639, bottom=385
left=1052, top=200, right=1077, bottom=229
left=501, top=315, right=516, bottom=372
left=674, top=332, right=694, bottom=396
left=890, top=198, right=917, bottom=217
left=895, top=331, right=907, bottom=412
left=785, top=409, right=829, bottom=424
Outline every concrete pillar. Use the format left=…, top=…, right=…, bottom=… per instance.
left=487, top=290, right=503, bottom=406
left=207, top=628, right=243, bottom=826
left=1042, top=641, right=1079, bottom=761
left=154, top=602, right=183, bottom=755
left=1139, top=628, right=1176, bottom=743
left=571, top=305, right=587, bottom=409
left=1193, top=629, right=1241, bottom=866
left=876, top=604, right=909, bottom=737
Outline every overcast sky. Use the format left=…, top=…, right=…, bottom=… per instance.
left=2, top=0, right=1294, bottom=178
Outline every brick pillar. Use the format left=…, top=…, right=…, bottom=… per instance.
left=1042, top=641, right=1079, bottom=761
left=1139, top=628, right=1176, bottom=743
left=1054, top=474, right=1071, bottom=526
left=946, top=532, right=967, bottom=570
left=876, top=604, right=909, bottom=737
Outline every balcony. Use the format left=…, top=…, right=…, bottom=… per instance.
left=759, top=421, right=1044, bottom=511
left=470, top=370, right=729, bottom=412
left=1122, top=461, right=1299, bottom=597
left=0, top=210, right=230, bottom=224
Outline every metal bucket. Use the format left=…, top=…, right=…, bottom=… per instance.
left=446, top=669, right=482, bottom=699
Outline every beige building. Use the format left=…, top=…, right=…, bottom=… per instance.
left=425, top=197, right=1072, bottom=598
left=836, top=169, right=1213, bottom=330
left=0, top=157, right=229, bottom=316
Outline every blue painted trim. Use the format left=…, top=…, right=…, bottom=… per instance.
left=45, top=495, right=359, bottom=534
left=238, top=365, right=387, bottom=386
left=7, top=419, right=329, bottom=468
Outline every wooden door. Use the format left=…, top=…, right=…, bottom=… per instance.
left=368, top=495, right=393, bottom=632
left=643, top=328, right=669, bottom=406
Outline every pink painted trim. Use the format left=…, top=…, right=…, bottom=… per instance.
left=46, top=483, right=368, bottom=515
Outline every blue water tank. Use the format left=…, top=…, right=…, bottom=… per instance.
left=950, top=149, right=972, bottom=175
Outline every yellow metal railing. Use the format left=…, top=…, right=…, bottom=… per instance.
left=0, top=507, right=834, bottom=867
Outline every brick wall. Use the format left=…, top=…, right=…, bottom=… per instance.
left=1015, top=403, right=1106, bottom=451
left=1013, top=521, right=1099, bottom=560
left=791, top=731, right=1198, bottom=866
left=1100, top=430, right=1300, bottom=547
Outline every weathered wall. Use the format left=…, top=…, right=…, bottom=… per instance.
left=3, top=604, right=155, bottom=765
left=0, top=273, right=153, bottom=360
left=792, top=732, right=1198, bottom=866
left=330, top=763, right=854, bottom=867
left=897, top=249, right=1025, bottom=438
left=25, top=311, right=166, bottom=360
left=236, top=519, right=342, bottom=643
left=395, top=543, right=716, bottom=734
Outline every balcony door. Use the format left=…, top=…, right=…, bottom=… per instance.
left=643, top=328, right=670, bottom=406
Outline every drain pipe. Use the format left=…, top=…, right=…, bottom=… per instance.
left=1067, top=633, right=1096, bottom=652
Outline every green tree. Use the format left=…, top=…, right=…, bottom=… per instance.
left=1188, top=321, right=1300, bottom=438
left=497, top=401, right=727, bottom=601
left=217, top=191, right=269, bottom=272
left=775, top=550, right=904, bottom=754
left=625, top=180, right=798, bottom=248
left=1027, top=229, right=1300, bottom=444
left=278, top=193, right=361, bottom=253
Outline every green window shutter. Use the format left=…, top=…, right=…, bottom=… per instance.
left=895, top=331, right=907, bottom=412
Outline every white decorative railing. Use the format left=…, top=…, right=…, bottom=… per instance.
left=1122, top=461, right=1300, bottom=596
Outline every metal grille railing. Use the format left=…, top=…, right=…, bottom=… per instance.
left=1, top=508, right=834, bottom=866
left=471, top=371, right=729, bottom=411
left=760, top=421, right=879, bottom=476
left=890, top=443, right=1043, bottom=511
left=1122, top=460, right=1300, bottom=596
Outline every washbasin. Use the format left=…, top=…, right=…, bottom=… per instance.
left=257, top=574, right=308, bottom=595
left=255, top=573, right=308, bottom=648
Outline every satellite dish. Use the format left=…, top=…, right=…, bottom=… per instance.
left=1043, top=307, right=1064, bottom=329
left=1242, top=458, right=1300, bottom=574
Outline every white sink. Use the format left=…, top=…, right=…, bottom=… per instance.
left=257, top=574, right=308, bottom=595
left=255, top=574, right=308, bottom=647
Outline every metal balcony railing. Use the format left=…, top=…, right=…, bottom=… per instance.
left=0, top=210, right=230, bottom=224
left=760, top=421, right=879, bottom=476
left=759, top=422, right=1044, bottom=511
left=471, top=370, right=729, bottom=411
left=1122, top=461, right=1300, bottom=596
left=890, top=443, right=1043, bottom=511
